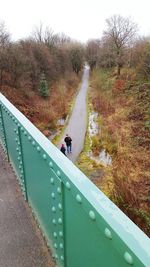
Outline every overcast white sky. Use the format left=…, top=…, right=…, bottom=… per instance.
left=0, top=0, right=150, bottom=42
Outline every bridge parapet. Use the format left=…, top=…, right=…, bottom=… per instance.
left=0, top=93, right=150, bottom=267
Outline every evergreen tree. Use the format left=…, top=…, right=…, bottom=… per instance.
left=39, top=72, right=49, bottom=97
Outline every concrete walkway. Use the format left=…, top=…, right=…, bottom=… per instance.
left=0, top=146, right=54, bottom=267
left=58, top=65, right=90, bottom=162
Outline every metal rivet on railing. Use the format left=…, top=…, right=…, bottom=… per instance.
left=54, top=243, right=58, bottom=249
left=58, top=203, right=62, bottom=210
left=15, top=119, right=17, bottom=124
left=19, top=165, right=22, bottom=169
left=60, top=255, right=64, bottom=261
left=55, top=254, right=58, bottom=259
left=57, top=170, right=61, bottom=177
left=104, top=228, right=112, bottom=239
left=18, top=142, right=20, bottom=145
left=32, top=141, right=35, bottom=146
left=24, top=131, right=27, bottom=136
left=15, top=138, right=18, bottom=142
left=37, top=146, right=41, bottom=152
left=18, top=152, right=21, bottom=155
left=17, top=123, right=20, bottom=127
left=59, top=243, right=63, bottom=249
left=89, top=210, right=96, bottom=220
left=14, top=128, right=16, bottom=132
left=57, top=187, right=61, bottom=194
left=66, top=181, right=71, bottom=189
left=50, top=177, right=54, bottom=184
left=20, top=170, right=23, bottom=174
left=16, top=147, right=19, bottom=151
left=124, top=252, right=133, bottom=265
left=49, top=161, right=53, bottom=168
left=43, top=154, right=47, bottom=160
left=52, top=206, right=56, bottom=213
left=21, top=127, right=24, bottom=131
left=28, top=136, right=31, bottom=141
left=52, top=219, right=56, bottom=225
left=58, top=218, right=62, bottom=224
left=59, top=231, right=63, bottom=237
left=51, top=192, right=55, bottom=199
left=53, top=232, right=57, bottom=238
left=76, top=194, right=82, bottom=203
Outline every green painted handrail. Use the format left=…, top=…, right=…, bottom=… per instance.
left=0, top=93, right=150, bottom=267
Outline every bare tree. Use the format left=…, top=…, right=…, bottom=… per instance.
left=104, top=15, right=138, bottom=75
left=98, top=36, right=116, bottom=68
left=132, top=37, right=150, bottom=78
left=69, top=44, right=84, bottom=75
left=0, top=21, right=10, bottom=86
left=32, top=22, right=44, bottom=43
left=0, top=21, right=10, bottom=47
left=43, top=27, right=57, bottom=48
left=86, top=39, right=100, bottom=70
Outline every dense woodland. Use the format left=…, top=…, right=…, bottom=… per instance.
left=0, top=22, right=83, bottom=134
left=0, top=15, right=150, bottom=235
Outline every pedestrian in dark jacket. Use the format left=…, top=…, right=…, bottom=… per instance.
left=64, top=134, right=72, bottom=153
left=60, top=144, right=66, bottom=156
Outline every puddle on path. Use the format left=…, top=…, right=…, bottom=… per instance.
left=57, top=118, right=65, bottom=126
left=88, top=111, right=99, bottom=137
left=88, top=150, right=112, bottom=166
left=88, top=111, right=112, bottom=166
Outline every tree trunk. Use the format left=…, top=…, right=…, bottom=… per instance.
left=117, top=64, right=121, bottom=76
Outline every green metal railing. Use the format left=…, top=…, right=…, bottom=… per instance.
left=0, top=92, right=149, bottom=267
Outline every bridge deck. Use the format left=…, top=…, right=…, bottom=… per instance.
left=0, top=146, right=54, bottom=267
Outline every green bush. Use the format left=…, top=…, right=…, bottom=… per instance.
left=39, top=72, right=49, bottom=97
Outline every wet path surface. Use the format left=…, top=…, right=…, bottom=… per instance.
left=58, top=66, right=89, bottom=162
left=0, top=146, right=54, bottom=267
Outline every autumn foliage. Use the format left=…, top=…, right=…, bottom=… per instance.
left=90, top=69, right=150, bottom=236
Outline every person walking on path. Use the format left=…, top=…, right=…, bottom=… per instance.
left=60, top=144, right=67, bottom=156
left=64, top=134, right=72, bottom=154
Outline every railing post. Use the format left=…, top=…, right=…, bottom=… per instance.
left=18, top=126, right=28, bottom=202
left=0, top=103, right=10, bottom=161
left=62, top=182, right=67, bottom=267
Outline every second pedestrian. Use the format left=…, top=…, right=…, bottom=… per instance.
left=64, top=134, right=72, bottom=153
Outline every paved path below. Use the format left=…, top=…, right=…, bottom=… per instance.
left=0, top=146, right=54, bottom=267
left=58, top=65, right=90, bottom=162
